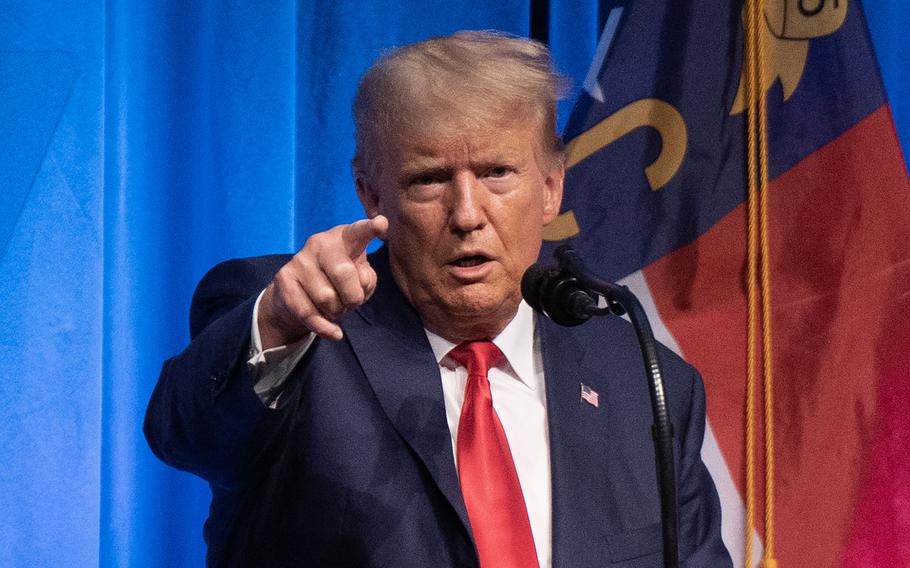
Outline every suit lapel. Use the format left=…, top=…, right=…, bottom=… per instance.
left=542, top=315, right=667, bottom=566
left=540, top=315, right=616, bottom=567
left=342, top=248, right=473, bottom=536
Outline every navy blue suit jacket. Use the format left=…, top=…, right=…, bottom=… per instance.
left=145, top=248, right=731, bottom=567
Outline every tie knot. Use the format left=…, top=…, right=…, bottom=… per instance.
left=448, top=341, right=503, bottom=377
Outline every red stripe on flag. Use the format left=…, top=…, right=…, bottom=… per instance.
left=643, top=105, right=910, bottom=566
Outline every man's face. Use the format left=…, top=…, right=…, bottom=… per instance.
left=357, top=119, right=564, bottom=340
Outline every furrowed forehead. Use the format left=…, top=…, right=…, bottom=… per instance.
left=384, top=114, right=546, bottom=170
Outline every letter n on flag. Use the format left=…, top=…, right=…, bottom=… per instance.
left=544, top=0, right=910, bottom=565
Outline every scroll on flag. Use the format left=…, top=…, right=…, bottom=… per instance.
left=544, top=1, right=910, bottom=566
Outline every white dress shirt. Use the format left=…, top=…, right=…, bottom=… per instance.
left=424, top=301, right=552, bottom=568
left=248, top=294, right=552, bottom=568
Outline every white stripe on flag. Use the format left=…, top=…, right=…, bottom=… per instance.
left=582, top=7, right=624, bottom=103
left=618, top=269, right=763, bottom=567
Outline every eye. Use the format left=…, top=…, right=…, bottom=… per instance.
left=484, top=166, right=512, bottom=178
left=406, top=169, right=449, bottom=188
left=411, top=174, right=440, bottom=186
left=403, top=170, right=447, bottom=202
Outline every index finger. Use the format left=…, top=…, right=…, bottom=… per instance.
left=343, top=216, right=389, bottom=257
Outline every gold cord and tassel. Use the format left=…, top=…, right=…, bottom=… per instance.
left=744, top=1, right=777, bottom=566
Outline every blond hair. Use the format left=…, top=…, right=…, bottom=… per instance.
left=352, top=30, right=569, bottom=178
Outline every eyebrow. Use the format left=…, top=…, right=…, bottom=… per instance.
left=398, top=157, right=520, bottom=184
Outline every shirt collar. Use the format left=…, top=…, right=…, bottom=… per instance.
left=424, top=300, right=538, bottom=391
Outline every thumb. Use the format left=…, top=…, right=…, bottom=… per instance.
left=343, top=215, right=388, bottom=258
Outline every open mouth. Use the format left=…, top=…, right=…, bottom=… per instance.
left=450, top=255, right=491, bottom=268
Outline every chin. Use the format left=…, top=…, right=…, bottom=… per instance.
left=441, top=288, right=518, bottom=321
left=415, top=286, right=520, bottom=341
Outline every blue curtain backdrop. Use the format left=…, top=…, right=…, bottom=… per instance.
left=0, top=1, right=906, bottom=566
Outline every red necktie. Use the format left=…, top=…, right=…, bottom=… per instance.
left=449, top=341, right=539, bottom=568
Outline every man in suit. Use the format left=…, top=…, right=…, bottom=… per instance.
left=145, top=31, right=732, bottom=567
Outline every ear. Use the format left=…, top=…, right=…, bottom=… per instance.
left=355, top=172, right=382, bottom=219
left=541, top=163, right=565, bottom=225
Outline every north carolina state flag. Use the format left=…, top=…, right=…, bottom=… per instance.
left=545, top=1, right=910, bottom=565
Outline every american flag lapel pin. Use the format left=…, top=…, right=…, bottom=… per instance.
left=580, top=383, right=599, bottom=408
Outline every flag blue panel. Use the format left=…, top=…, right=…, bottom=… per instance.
left=550, top=0, right=887, bottom=281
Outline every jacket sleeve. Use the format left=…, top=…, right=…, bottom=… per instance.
left=677, top=366, right=734, bottom=567
left=143, top=255, right=294, bottom=490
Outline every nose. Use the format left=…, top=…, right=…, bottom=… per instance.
left=449, top=172, right=487, bottom=234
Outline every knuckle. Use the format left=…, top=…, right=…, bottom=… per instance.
left=304, top=231, right=329, bottom=249
left=273, top=265, right=291, bottom=284
left=364, top=269, right=378, bottom=290
left=310, top=287, right=340, bottom=311
left=363, top=279, right=376, bottom=298
left=289, top=299, right=314, bottom=320
left=356, top=263, right=374, bottom=282
left=269, top=272, right=292, bottom=300
left=328, top=262, right=358, bottom=282
left=293, top=254, right=317, bottom=274
left=343, top=287, right=365, bottom=307
left=306, top=226, right=346, bottom=250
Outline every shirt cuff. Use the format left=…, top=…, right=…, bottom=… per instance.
left=248, top=289, right=315, bottom=406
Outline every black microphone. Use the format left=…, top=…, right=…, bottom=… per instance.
left=521, top=263, right=596, bottom=326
